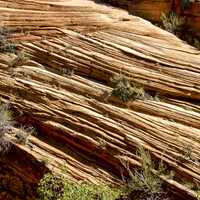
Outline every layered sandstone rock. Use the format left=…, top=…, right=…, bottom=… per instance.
left=0, top=0, right=200, bottom=199
left=103, top=0, right=200, bottom=37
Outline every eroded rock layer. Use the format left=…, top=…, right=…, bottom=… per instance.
left=0, top=0, right=200, bottom=199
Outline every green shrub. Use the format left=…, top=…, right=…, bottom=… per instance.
left=111, top=74, right=145, bottom=102
left=37, top=173, right=121, bottom=200
left=37, top=173, right=65, bottom=200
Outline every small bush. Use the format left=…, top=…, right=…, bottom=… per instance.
left=37, top=173, right=65, bottom=200
left=160, top=12, right=185, bottom=35
left=37, top=173, right=121, bottom=200
left=15, top=126, right=35, bottom=145
left=121, top=147, right=167, bottom=200
left=182, top=145, right=193, bottom=161
left=9, top=50, right=29, bottom=68
left=111, top=74, right=145, bottom=102
left=60, top=67, right=74, bottom=77
left=0, top=26, right=16, bottom=53
left=0, top=103, right=12, bottom=154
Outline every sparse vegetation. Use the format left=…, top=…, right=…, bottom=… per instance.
left=37, top=173, right=121, bottom=200
left=60, top=67, right=74, bottom=77
left=37, top=173, right=65, bottom=200
left=0, top=103, right=12, bottom=154
left=159, top=10, right=200, bottom=50
left=121, top=147, right=166, bottom=200
left=160, top=12, right=185, bottom=35
left=0, top=3, right=199, bottom=200
left=111, top=74, right=145, bottom=102
left=0, top=26, right=16, bottom=53
left=120, top=147, right=198, bottom=200
left=181, top=144, right=193, bottom=161
left=177, top=144, right=199, bottom=166
left=9, top=50, right=29, bottom=68
left=15, top=125, right=35, bottom=145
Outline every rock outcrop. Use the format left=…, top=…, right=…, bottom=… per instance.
left=102, top=0, right=200, bottom=37
left=0, top=0, right=200, bottom=199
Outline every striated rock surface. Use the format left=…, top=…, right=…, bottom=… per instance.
left=102, top=0, right=200, bottom=37
left=0, top=0, right=200, bottom=199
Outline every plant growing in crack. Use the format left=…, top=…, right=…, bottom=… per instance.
left=160, top=12, right=185, bottom=36
left=177, top=144, right=199, bottom=166
left=60, top=67, right=74, bottom=77
left=110, top=73, right=145, bottom=102
left=120, top=147, right=170, bottom=200
left=15, top=125, right=36, bottom=145
left=0, top=26, right=17, bottom=53
left=9, top=50, right=29, bottom=68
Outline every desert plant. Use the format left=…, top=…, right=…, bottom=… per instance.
left=177, top=144, right=198, bottom=164
left=15, top=125, right=35, bottom=145
left=121, top=147, right=167, bottom=200
left=182, top=144, right=193, bottom=161
left=37, top=173, right=121, bottom=200
left=160, top=12, right=185, bottom=35
left=37, top=173, right=65, bottom=200
left=9, top=50, right=29, bottom=68
left=111, top=74, right=145, bottom=102
left=63, top=182, right=120, bottom=200
left=0, top=103, right=12, bottom=154
left=60, top=67, right=74, bottom=76
left=0, top=26, right=16, bottom=53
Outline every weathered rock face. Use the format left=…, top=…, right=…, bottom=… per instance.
left=0, top=0, right=200, bottom=199
left=103, top=0, right=200, bottom=36
left=0, top=145, right=47, bottom=200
